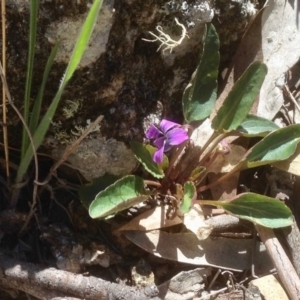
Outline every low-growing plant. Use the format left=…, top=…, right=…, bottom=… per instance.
left=9, top=0, right=103, bottom=205
left=82, top=23, right=297, bottom=230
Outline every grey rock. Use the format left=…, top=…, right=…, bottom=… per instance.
left=52, top=136, right=138, bottom=181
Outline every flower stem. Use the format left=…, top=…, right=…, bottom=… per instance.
left=144, top=180, right=161, bottom=188
left=164, top=124, right=192, bottom=180
left=198, top=132, right=228, bottom=165
left=196, top=199, right=221, bottom=206
left=197, top=166, right=240, bottom=192
left=197, top=131, right=218, bottom=161
left=193, top=150, right=220, bottom=186
left=175, top=131, right=223, bottom=183
left=165, top=139, right=188, bottom=178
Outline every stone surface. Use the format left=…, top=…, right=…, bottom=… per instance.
left=52, top=135, right=138, bottom=181
left=46, top=1, right=115, bottom=68
left=250, top=275, right=289, bottom=300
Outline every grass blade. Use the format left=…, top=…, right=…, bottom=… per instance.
left=16, top=0, right=103, bottom=183
left=29, top=42, right=60, bottom=133
left=21, top=0, right=39, bottom=157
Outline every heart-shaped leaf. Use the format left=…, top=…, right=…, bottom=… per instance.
left=212, top=61, right=267, bottom=131
left=180, top=182, right=196, bottom=214
left=201, top=193, right=293, bottom=228
left=183, top=23, right=219, bottom=122
left=130, top=141, right=166, bottom=178
left=78, top=174, right=119, bottom=209
left=89, top=175, right=148, bottom=219
left=237, top=114, right=279, bottom=137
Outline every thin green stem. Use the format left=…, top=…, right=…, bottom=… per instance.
left=196, top=131, right=218, bottom=162
left=193, top=150, right=220, bottom=186
left=196, top=199, right=220, bottom=206
left=198, top=132, right=228, bottom=166
left=175, top=131, right=223, bottom=184
left=197, top=166, right=240, bottom=193
left=164, top=139, right=189, bottom=179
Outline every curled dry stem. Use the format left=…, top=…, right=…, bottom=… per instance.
left=19, top=115, right=103, bottom=234
left=35, top=115, right=104, bottom=187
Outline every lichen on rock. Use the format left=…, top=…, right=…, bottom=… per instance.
left=46, top=0, right=115, bottom=67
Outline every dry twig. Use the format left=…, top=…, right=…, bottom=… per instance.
left=18, top=115, right=104, bottom=235
left=256, top=225, right=300, bottom=300
left=0, top=61, right=39, bottom=208
left=0, top=252, right=158, bottom=300
left=283, top=84, right=300, bottom=114
left=1, top=0, right=9, bottom=179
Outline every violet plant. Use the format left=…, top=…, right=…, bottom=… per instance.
left=83, top=24, right=298, bottom=229
left=145, top=119, right=189, bottom=164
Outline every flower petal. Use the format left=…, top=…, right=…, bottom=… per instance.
left=166, top=128, right=189, bottom=146
left=160, top=119, right=180, bottom=133
left=145, top=124, right=161, bottom=140
left=164, top=143, right=173, bottom=152
left=153, top=136, right=165, bottom=149
left=153, top=145, right=165, bottom=164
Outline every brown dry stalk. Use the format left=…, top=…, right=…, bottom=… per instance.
left=0, top=252, right=158, bottom=300
left=18, top=115, right=104, bottom=235
left=0, top=61, right=39, bottom=208
left=1, top=0, right=9, bottom=178
left=256, top=225, right=300, bottom=300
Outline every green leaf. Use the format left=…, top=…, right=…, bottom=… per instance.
left=183, top=23, right=219, bottom=122
left=244, top=124, right=300, bottom=168
left=89, top=175, right=148, bottom=219
left=180, top=181, right=196, bottom=214
left=237, top=114, right=279, bottom=137
left=130, top=141, right=165, bottom=178
left=205, top=193, right=293, bottom=228
left=22, top=0, right=39, bottom=157
left=16, top=0, right=103, bottom=183
left=29, top=42, right=60, bottom=134
left=145, top=145, right=169, bottom=171
left=212, top=62, right=267, bottom=131
left=78, top=174, right=120, bottom=209
left=273, top=143, right=300, bottom=176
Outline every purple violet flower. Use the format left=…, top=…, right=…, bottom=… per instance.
left=146, top=119, right=189, bottom=164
